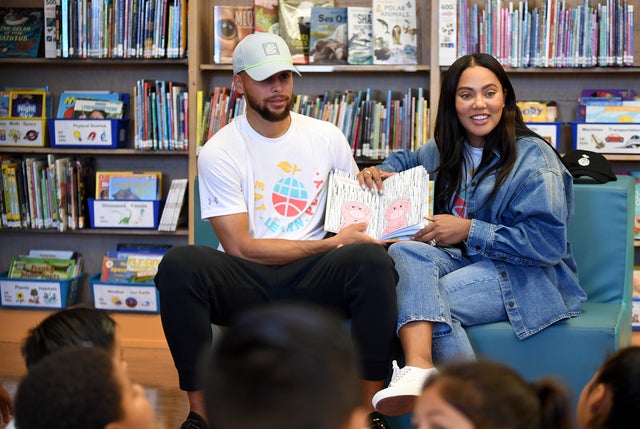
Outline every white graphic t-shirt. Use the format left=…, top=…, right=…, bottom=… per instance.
left=198, top=112, right=358, bottom=248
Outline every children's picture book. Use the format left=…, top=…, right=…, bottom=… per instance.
left=107, top=173, right=161, bottom=201
left=95, top=171, right=161, bottom=200
left=372, top=0, right=417, bottom=65
left=9, top=91, right=46, bottom=118
left=57, top=91, right=122, bottom=118
left=8, top=255, right=77, bottom=280
left=581, top=89, right=636, bottom=101
left=585, top=105, right=640, bottom=123
left=324, top=166, right=431, bottom=241
left=254, top=0, right=279, bottom=34
left=212, top=6, right=254, bottom=64
left=279, top=0, right=334, bottom=64
left=0, top=91, right=8, bottom=116
left=0, top=8, right=44, bottom=58
left=347, top=6, right=373, bottom=65
left=73, top=99, right=125, bottom=119
left=309, top=7, right=347, bottom=64
left=576, top=97, right=623, bottom=122
left=100, top=246, right=168, bottom=283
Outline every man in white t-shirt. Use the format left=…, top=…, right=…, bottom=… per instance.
left=154, top=32, right=398, bottom=429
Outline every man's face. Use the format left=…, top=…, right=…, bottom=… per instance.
left=240, top=71, right=294, bottom=122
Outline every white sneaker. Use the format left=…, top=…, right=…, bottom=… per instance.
left=372, top=360, right=438, bottom=416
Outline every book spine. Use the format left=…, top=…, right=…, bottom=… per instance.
left=44, top=0, right=62, bottom=58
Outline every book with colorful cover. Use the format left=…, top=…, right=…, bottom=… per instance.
left=73, top=98, right=125, bottom=119
left=95, top=171, right=161, bottom=200
left=0, top=8, right=44, bottom=58
left=309, top=7, right=347, bottom=64
left=254, top=0, right=279, bottom=34
left=8, top=255, right=77, bottom=280
left=57, top=91, right=122, bottom=118
left=9, top=91, right=47, bottom=118
left=100, top=247, right=166, bottom=283
left=278, top=0, right=334, bottom=64
left=324, top=166, right=431, bottom=241
left=101, top=172, right=161, bottom=201
left=372, top=0, right=417, bottom=65
left=347, top=6, right=373, bottom=65
left=212, top=6, right=254, bottom=64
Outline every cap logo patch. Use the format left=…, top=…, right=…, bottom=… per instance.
left=578, top=155, right=590, bottom=167
left=262, top=42, right=280, bottom=56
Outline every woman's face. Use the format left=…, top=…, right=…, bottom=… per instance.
left=455, top=65, right=506, bottom=148
left=412, top=385, right=475, bottom=429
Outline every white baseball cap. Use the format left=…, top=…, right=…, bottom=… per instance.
left=233, top=32, right=301, bottom=81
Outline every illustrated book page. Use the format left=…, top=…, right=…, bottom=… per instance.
left=324, top=165, right=430, bottom=240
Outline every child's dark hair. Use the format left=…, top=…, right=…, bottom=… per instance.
left=422, top=360, right=573, bottom=429
left=21, top=305, right=117, bottom=368
left=14, top=346, right=122, bottom=429
left=203, top=302, right=361, bottom=429
left=586, top=346, right=640, bottom=429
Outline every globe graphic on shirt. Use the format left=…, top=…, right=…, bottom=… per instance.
left=272, top=176, right=308, bottom=217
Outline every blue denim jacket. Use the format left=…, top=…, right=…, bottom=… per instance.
left=379, top=136, right=587, bottom=339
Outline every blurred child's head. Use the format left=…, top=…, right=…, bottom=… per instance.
left=15, top=346, right=154, bottom=429
left=577, top=346, right=640, bottom=429
left=21, top=305, right=120, bottom=369
left=413, top=360, right=573, bottom=429
left=203, top=302, right=365, bottom=429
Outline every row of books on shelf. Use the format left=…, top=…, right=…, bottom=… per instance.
left=442, top=0, right=634, bottom=68
left=0, top=159, right=187, bottom=231
left=196, top=86, right=430, bottom=160
left=218, top=0, right=418, bottom=66
left=1, top=156, right=93, bottom=231
left=44, top=0, right=187, bottom=59
left=133, top=79, right=188, bottom=151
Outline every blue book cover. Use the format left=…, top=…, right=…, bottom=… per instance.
left=108, top=174, right=160, bottom=201
left=309, top=7, right=347, bottom=64
left=57, top=91, right=121, bottom=118
left=0, top=8, right=44, bottom=58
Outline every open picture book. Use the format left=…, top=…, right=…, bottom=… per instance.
left=324, top=166, right=432, bottom=241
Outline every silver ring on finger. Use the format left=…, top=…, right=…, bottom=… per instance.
left=430, top=239, right=437, bottom=246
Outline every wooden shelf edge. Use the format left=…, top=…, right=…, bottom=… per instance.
left=0, top=308, right=168, bottom=349
left=0, top=147, right=189, bottom=156
left=201, top=64, right=430, bottom=73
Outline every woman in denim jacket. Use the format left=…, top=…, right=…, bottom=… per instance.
left=360, top=53, right=587, bottom=416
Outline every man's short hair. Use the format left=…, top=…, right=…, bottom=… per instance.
left=203, top=302, right=361, bottom=429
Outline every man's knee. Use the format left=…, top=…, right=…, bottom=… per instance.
left=155, top=245, right=209, bottom=293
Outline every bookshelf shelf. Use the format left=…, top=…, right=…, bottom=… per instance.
left=2, top=147, right=189, bottom=156
left=0, top=58, right=188, bottom=66
left=201, top=64, right=431, bottom=73
left=0, top=228, right=188, bottom=236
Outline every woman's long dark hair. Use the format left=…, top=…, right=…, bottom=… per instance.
left=433, top=53, right=538, bottom=213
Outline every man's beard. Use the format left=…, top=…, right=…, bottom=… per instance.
left=245, top=93, right=293, bottom=122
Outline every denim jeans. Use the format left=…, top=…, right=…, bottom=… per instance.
left=388, top=240, right=508, bottom=365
